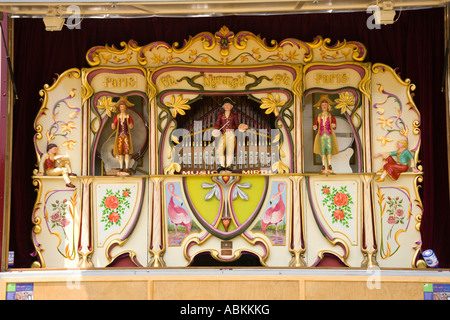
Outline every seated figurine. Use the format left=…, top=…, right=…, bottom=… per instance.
left=37, top=143, right=77, bottom=188
left=375, top=139, right=419, bottom=182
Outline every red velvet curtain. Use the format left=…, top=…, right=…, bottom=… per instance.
left=10, top=8, right=449, bottom=267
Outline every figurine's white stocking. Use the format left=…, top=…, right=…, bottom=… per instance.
left=118, top=155, right=123, bottom=169
left=60, top=168, right=71, bottom=185
left=225, top=131, right=235, bottom=167
left=64, top=163, right=73, bottom=174
left=217, top=131, right=236, bottom=168
left=125, top=154, right=130, bottom=170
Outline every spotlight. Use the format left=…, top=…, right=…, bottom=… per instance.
left=43, top=7, right=65, bottom=31
left=374, top=1, right=396, bottom=25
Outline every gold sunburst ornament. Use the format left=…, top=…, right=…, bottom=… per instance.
left=96, top=95, right=117, bottom=117
left=260, top=93, right=286, bottom=117
left=334, top=91, right=355, bottom=114
left=165, top=94, right=191, bottom=118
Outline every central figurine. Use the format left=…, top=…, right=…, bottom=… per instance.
left=313, top=94, right=339, bottom=173
left=111, top=96, right=134, bottom=175
left=212, top=97, right=248, bottom=173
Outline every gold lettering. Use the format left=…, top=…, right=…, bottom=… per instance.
left=315, top=72, right=349, bottom=85
left=340, top=73, right=349, bottom=83
left=160, top=75, right=176, bottom=87
left=203, top=74, right=246, bottom=89
left=181, top=170, right=218, bottom=175
left=274, top=73, right=290, bottom=86
left=315, top=74, right=321, bottom=84
left=128, top=77, right=136, bottom=87
left=104, top=76, right=138, bottom=88
left=242, top=170, right=261, bottom=174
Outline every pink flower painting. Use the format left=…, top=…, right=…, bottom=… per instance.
left=50, top=198, right=71, bottom=239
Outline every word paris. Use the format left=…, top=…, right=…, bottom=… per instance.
left=172, top=125, right=280, bottom=173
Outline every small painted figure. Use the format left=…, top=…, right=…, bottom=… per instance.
left=111, top=97, right=134, bottom=175
left=375, top=139, right=419, bottom=182
left=37, top=143, right=76, bottom=188
left=212, top=97, right=248, bottom=173
left=313, top=95, right=339, bottom=173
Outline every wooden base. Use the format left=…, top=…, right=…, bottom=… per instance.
left=1, top=269, right=449, bottom=300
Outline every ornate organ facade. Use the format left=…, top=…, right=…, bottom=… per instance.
left=31, top=26, right=424, bottom=269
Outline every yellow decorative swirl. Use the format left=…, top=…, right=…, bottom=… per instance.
left=308, top=36, right=367, bottom=62
left=164, top=162, right=181, bottom=175
left=86, top=41, right=141, bottom=67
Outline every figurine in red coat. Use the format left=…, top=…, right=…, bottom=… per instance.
left=111, top=97, right=134, bottom=174
left=212, top=98, right=248, bottom=172
left=313, top=95, right=339, bottom=173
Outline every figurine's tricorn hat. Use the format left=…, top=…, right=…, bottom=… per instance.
left=114, top=96, right=135, bottom=108
left=313, top=94, right=335, bottom=108
left=220, top=97, right=236, bottom=107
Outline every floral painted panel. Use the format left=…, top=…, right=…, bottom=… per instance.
left=100, top=188, right=132, bottom=230
left=376, top=186, right=413, bottom=260
left=44, top=189, right=78, bottom=260
left=312, top=180, right=359, bottom=246
left=320, top=185, right=354, bottom=228
left=94, top=181, right=143, bottom=248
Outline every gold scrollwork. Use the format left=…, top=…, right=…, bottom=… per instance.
left=149, top=249, right=166, bottom=267
left=315, top=230, right=351, bottom=266
left=86, top=40, right=142, bottom=67
left=87, top=28, right=367, bottom=69
left=185, top=247, right=268, bottom=267
left=412, top=241, right=427, bottom=268
left=308, top=36, right=367, bottom=62
left=81, top=68, right=94, bottom=107
left=105, top=239, right=141, bottom=267
left=315, top=249, right=351, bottom=267
left=413, top=174, right=424, bottom=232
left=183, top=232, right=212, bottom=263
left=240, top=233, right=270, bottom=265
left=41, top=68, right=81, bottom=92
left=31, top=179, right=44, bottom=268
left=372, top=64, right=420, bottom=149
left=146, top=68, right=158, bottom=104
left=291, top=64, right=304, bottom=99
left=361, top=249, right=379, bottom=268
left=35, top=68, right=81, bottom=165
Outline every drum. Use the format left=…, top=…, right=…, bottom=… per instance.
left=334, top=116, right=354, bottom=152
